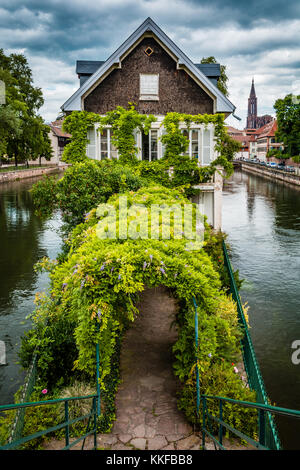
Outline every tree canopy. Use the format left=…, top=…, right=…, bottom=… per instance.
left=0, top=49, right=52, bottom=164
left=274, top=93, right=300, bottom=158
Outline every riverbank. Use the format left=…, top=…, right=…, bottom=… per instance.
left=0, top=164, right=68, bottom=184
left=234, top=161, right=300, bottom=189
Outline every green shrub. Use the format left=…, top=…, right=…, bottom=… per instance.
left=21, top=185, right=257, bottom=439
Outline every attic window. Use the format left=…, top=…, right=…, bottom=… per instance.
left=140, top=73, right=159, bottom=101
left=144, top=47, right=153, bottom=57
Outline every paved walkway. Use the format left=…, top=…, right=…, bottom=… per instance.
left=96, top=286, right=202, bottom=451
left=44, top=286, right=250, bottom=451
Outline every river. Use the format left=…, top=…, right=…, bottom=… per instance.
left=0, top=175, right=63, bottom=405
left=222, top=169, right=300, bottom=450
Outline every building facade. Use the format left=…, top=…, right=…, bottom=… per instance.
left=62, top=18, right=236, bottom=229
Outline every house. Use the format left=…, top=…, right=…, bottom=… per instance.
left=48, top=120, right=71, bottom=164
left=226, top=126, right=250, bottom=159
left=61, top=17, right=236, bottom=229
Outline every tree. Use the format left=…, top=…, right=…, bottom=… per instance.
left=274, top=94, right=300, bottom=158
left=0, top=49, right=51, bottom=165
left=200, top=56, right=229, bottom=97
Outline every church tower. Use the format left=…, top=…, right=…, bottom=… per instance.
left=246, top=79, right=257, bottom=128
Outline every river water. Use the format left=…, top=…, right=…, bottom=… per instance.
left=0, top=175, right=63, bottom=406
left=222, top=169, right=300, bottom=450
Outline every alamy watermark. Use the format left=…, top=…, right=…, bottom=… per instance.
left=95, top=196, right=205, bottom=251
left=291, top=340, right=300, bottom=365
left=0, top=340, right=7, bottom=365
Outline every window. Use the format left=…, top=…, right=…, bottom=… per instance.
left=180, top=127, right=213, bottom=165
left=86, top=127, right=118, bottom=160
left=140, top=74, right=159, bottom=101
left=141, top=130, right=158, bottom=161
left=99, top=128, right=117, bottom=160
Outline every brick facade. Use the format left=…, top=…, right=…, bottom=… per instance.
left=84, top=37, right=213, bottom=115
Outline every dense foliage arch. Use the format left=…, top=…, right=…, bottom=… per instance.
left=22, top=185, right=257, bottom=434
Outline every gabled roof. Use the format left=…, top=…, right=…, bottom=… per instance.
left=62, top=17, right=235, bottom=115
left=50, top=120, right=71, bottom=138
left=256, top=119, right=277, bottom=139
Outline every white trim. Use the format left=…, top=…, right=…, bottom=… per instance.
left=62, top=18, right=235, bottom=115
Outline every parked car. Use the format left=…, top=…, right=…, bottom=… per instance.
left=285, top=165, right=295, bottom=173
left=277, top=164, right=285, bottom=170
left=269, top=162, right=277, bottom=168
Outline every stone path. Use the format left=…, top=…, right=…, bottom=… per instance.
left=96, top=286, right=201, bottom=451
left=44, top=286, right=252, bottom=451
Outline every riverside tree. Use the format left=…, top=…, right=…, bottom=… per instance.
left=0, top=49, right=52, bottom=165
left=274, top=93, right=300, bottom=160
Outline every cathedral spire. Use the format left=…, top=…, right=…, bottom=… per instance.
left=250, top=77, right=256, bottom=97
left=246, top=78, right=257, bottom=128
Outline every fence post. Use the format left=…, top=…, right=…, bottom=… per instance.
left=193, top=297, right=200, bottom=417
left=259, top=409, right=266, bottom=446
left=93, top=397, right=97, bottom=450
left=96, top=322, right=101, bottom=417
left=64, top=401, right=69, bottom=449
left=202, top=396, right=206, bottom=449
left=219, top=400, right=223, bottom=446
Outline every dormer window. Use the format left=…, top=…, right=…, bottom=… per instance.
left=140, top=73, right=159, bottom=101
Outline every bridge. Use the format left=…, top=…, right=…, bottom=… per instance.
left=1, top=242, right=300, bottom=451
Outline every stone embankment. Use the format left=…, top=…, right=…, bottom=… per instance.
left=0, top=164, right=68, bottom=184
left=234, top=161, right=300, bottom=188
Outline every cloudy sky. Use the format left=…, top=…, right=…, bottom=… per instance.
left=1, top=0, right=299, bottom=129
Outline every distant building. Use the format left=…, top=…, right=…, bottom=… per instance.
left=48, top=120, right=71, bottom=164
left=226, top=126, right=250, bottom=159
left=246, top=79, right=273, bottom=130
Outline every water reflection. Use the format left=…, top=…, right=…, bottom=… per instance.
left=0, top=176, right=63, bottom=404
left=223, top=170, right=300, bottom=450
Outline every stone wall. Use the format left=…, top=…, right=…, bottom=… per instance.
left=0, top=165, right=68, bottom=184
left=235, top=162, right=300, bottom=188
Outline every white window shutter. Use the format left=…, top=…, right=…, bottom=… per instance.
left=87, top=127, right=96, bottom=159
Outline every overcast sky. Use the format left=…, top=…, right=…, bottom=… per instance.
left=1, top=0, right=299, bottom=129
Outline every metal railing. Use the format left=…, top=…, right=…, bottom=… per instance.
left=200, top=395, right=300, bottom=450
left=1, top=325, right=101, bottom=450
left=222, top=240, right=281, bottom=449
left=0, top=394, right=98, bottom=450
left=191, top=240, right=300, bottom=449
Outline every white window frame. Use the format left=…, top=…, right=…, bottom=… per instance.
left=87, top=125, right=119, bottom=160
left=140, top=73, right=159, bottom=101
left=179, top=124, right=214, bottom=165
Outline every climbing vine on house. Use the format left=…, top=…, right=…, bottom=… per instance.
left=20, top=185, right=257, bottom=440
left=98, top=104, right=157, bottom=164
left=62, top=111, right=101, bottom=163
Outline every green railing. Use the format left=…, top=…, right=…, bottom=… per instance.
left=8, top=354, right=37, bottom=444
left=222, top=240, right=281, bottom=449
left=191, top=240, right=299, bottom=449
left=200, top=395, right=300, bottom=450
left=1, top=326, right=101, bottom=450
left=0, top=394, right=98, bottom=450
